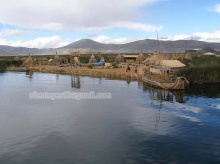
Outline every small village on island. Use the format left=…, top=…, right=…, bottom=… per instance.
left=1, top=45, right=220, bottom=90
left=2, top=1, right=220, bottom=163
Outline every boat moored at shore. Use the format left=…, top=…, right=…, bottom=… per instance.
left=142, top=59, right=189, bottom=90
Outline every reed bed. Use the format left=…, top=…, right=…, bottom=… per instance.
left=0, top=60, right=23, bottom=72
left=180, top=56, right=220, bottom=84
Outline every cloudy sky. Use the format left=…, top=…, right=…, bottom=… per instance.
left=0, top=0, right=220, bottom=48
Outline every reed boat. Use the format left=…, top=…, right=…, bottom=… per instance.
left=142, top=60, right=189, bottom=90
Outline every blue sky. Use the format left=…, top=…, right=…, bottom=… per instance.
left=0, top=0, right=220, bottom=48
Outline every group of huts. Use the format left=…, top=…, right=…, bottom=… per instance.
left=88, top=52, right=146, bottom=64
left=22, top=50, right=217, bottom=68
left=22, top=54, right=69, bottom=68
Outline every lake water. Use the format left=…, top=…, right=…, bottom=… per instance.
left=0, top=72, right=220, bottom=164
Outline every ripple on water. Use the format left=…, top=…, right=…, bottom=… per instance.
left=0, top=72, right=220, bottom=164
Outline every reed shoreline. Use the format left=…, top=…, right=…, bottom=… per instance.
left=6, top=65, right=142, bottom=80
left=5, top=65, right=220, bottom=84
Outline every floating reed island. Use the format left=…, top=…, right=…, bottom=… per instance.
left=2, top=51, right=220, bottom=84
left=30, top=65, right=142, bottom=80
left=13, top=52, right=145, bottom=80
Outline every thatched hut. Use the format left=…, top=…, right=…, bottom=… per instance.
left=136, top=52, right=145, bottom=64
left=52, top=55, right=62, bottom=65
left=115, top=54, right=124, bottom=63
left=143, top=54, right=168, bottom=66
left=123, top=54, right=138, bottom=63
left=89, top=54, right=97, bottom=63
left=23, top=55, right=36, bottom=67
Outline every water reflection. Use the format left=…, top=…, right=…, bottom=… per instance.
left=126, top=79, right=131, bottom=85
left=71, top=75, right=81, bottom=89
left=142, top=83, right=185, bottom=103
left=56, top=74, right=59, bottom=81
left=26, top=71, right=34, bottom=79
left=186, top=83, right=220, bottom=98
left=26, top=71, right=34, bottom=83
left=26, top=71, right=34, bottom=78
left=1, top=72, right=220, bottom=163
left=99, top=77, right=102, bottom=85
left=153, top=102, right=161, bottom=133
left=142, top=84, right=187, bottom=132
left=137, top=80, right=143, bottom=89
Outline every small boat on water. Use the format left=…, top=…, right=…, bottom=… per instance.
left=143, top=83, right=186, bottom=103
left=141, top=32, right=189, bottom=90
left=142, top=59, right=189, bottom=90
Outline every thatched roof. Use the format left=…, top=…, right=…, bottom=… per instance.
left=143, top=54, right=165, bottom=64
left=89, top=54, right=97, bottom=63
left=123, top=55, right=138, bottom=58
left=115, top=54, right=124, bottom=63
left=23, top=55, right=36, bottom=67
left=137, top=52, right=145, bottom=60
left=136, top=52, right=145, bottom=63
left=52, top=55, right=62, bottom=65
left=160, top=60, right=186, bottom=68
left=143, top=53, right=185, bottom=67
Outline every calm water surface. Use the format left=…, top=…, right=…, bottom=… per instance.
left=0, top=72, right=220, bottom=164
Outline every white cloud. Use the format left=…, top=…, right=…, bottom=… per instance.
left=0, top=0, right=162, bottom=31
left=159, top=31, right=220, bottom=43
left=94, top=35, right=139, bottom=44
left=175, top=114, right=201, bottom=123
left=2, top=30, right=220, bottom=49
left=41, top=23, right=65, bottom=31
left=0, top=36, right=69, bottom=48
left=116, top=22, right=163, bottom=32
left=212, top=4, right=220, bottom=13
left=0, top=28, right=24, bottom=37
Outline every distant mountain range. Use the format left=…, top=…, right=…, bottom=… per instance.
left=0, top=39, right=220, bottom=56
